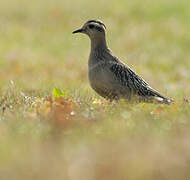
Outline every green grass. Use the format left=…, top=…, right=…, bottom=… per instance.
left=0, top=0, right=190, bottom=179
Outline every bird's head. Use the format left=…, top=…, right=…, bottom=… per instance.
left=72, top=20, right=106, bottom=39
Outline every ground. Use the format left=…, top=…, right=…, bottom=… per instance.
left=0, top=0, right=190, bottom=179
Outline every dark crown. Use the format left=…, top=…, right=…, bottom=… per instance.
left=86, top=20, right=106, bottom=29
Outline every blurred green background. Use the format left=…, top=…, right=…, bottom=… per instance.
left=0, top=0, right=190, bottom=179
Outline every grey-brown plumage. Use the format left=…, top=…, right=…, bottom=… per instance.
left=73, top=20, right=173, bottom=104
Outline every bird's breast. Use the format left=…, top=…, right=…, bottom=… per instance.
left=88, top=65, right=104, bottom=90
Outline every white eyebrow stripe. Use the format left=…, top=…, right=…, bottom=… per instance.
left=87, top=20, right=106, bottom=29
left=90, top=22, right=101, bottom=26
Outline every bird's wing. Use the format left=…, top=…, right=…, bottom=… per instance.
left=109, top=61, right=171, bottom=103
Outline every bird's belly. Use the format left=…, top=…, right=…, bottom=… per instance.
left=88, top=68, right=124, bottom=99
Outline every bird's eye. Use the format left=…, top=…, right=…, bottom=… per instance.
left=89, top=24, right=95, bottom=29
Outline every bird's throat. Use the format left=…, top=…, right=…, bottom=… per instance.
left=90, top=35, right=108, bottom=51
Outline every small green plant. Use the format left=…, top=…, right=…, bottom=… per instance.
left=52, top=88, right=68, bottom=99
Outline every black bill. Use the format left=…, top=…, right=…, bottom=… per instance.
left=72, top=29, right=84, bottom=34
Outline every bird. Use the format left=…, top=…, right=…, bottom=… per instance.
left=73, top=20, right=173, bottom=104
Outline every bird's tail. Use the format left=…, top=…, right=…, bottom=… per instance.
left=154, top=96, right=173, bottom=105
left=150, top=88, right=173, bottom=105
